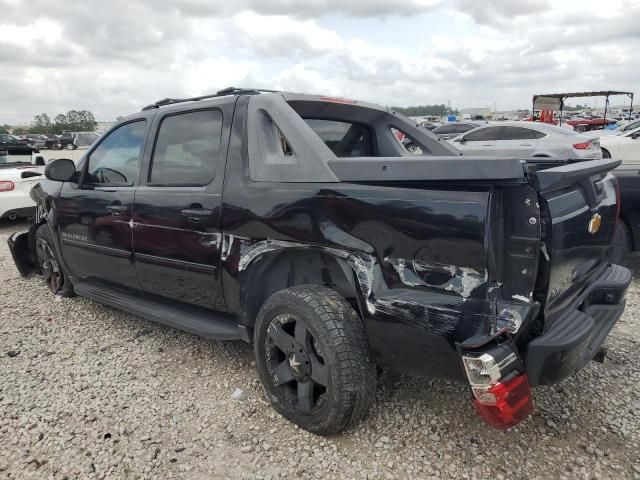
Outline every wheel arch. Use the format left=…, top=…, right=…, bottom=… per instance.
left=237, top=248, right=367, bottom=329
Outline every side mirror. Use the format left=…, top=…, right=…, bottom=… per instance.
left=45, top=158, right=76, bottom=182
left=454, top=137, right=465, bottom=143
left=631, top=132, right=640, bottom=139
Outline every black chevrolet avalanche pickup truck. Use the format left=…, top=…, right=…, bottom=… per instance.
left=8, top=88, right=631, bottom=434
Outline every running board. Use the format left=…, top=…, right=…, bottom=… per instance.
left=73, top=281, right=249, bottom=342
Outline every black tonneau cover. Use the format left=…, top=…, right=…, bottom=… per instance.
left=327, top=156, right=525, bottom=182
left=534, top=158, right=621, bottom=191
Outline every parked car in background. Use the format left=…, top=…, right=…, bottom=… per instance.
left=51, top=131, right=99, bottom=150
left=604, top=127, right=640, bottom=262
left=0, top=150, right=45, bottom=220
left=596, top=119, right=640, bottom=137
left=42, top=134, right=61, bottom=149
left=418, top=121, right=439, bottom=131
left=600, top=126, right=640, bottom=161
left=0, top=134, right=39, bottom=155
left=451, top=122, right=602, bottom=159
left=432, top=121, right=486, bottom=140
left=75, top=131, right=100, bottom=148
left=56, top=132, right=77, bottom=150
left=23, top=134, right=49, bottom=149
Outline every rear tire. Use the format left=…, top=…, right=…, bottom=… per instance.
left=254, top=285, right=376, bottom=435
left=610, top=220, right=632, bottom=265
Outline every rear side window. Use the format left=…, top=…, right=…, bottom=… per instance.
left=454, top=124, right=477, bottom=133
left=499, top=127, right=539, bottom=140
left=150, top=110, right=223, bottom=186
left=463, top=127, right=502, bottom=141
left=434, top=125, right=455, bottom=134
left=303, top=119, right=373, bottom=157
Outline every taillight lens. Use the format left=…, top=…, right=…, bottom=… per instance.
left=472, top=373, right=533, bottom=429
left=573, top=141, right=593, bottom=150
left=462, top=351, right=533, bottom=429
left=0, top=181, right=15, bottom=192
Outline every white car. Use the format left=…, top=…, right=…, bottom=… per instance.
left=0, top=152, right=46, bottom=220
left=450, top=121, right=602, bottom=160
left=589, top=119, right=640, bottom=138
left=600, top=126, right=640, bottom=164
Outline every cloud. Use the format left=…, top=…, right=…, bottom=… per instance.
left=0, top=0, right=639, bottom=124
left=454, top=0, right=550, bottom=27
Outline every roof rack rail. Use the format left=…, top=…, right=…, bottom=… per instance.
left=141, top=87, right=280, bottom=111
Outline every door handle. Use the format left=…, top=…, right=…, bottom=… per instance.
left=181, top=208, right=212, bottom=217
left=181, top=208, right=212, bottom=223
left=106, top=204, right=127, bottom=215
left=520, top=144, right=532, bottom=146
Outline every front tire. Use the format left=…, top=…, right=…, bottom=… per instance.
left=254, top=285, right=376, bottom=435
left=601, top=148, right=611, bottom=159
left=35, top=225, right=73, bottom=296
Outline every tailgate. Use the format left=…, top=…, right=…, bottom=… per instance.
left=534, top=159, right=621, bottom=319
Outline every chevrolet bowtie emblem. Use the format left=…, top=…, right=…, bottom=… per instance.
left=588, top=213, right=602, bottom=235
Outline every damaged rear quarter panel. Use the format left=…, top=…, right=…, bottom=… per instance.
left=220, top=171, right=495, bottom=377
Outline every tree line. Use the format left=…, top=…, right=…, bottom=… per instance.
left=391, top=104, right=459, bottom=117
left=8, top=110, right=98, bottom=135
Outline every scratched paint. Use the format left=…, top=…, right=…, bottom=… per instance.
left=385, top=257, right=488, bottom=299
left=373, top=297, right=497, bottom=335
left=234, top=237, right=379, bottom=313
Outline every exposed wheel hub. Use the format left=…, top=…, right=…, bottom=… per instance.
left=287, top=345, right=311, bottom=381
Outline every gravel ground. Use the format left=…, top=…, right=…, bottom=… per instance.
left=1, top=219, right=639, bottom=480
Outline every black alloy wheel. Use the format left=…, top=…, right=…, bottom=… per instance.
left=264, top=312, right=328, bottom=413
left=254, top=285, right=376, bottom=435
left=34, top=225, right=73, bottom=296
left=36, top=236, right=63, bottom=293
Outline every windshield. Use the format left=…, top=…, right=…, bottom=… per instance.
left=616, top=120, right=640, bottom=134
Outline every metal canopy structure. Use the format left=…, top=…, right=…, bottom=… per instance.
left=532, top=90, right=634, bottom=126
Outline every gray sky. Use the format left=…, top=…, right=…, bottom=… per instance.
left=1, top=0, right=638, bottom=123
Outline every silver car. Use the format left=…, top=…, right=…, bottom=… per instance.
left=432, top=121, right=487, bottom=140
left=450, top=122, right=602, bottom=159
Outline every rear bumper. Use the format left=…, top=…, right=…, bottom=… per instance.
left=525, top=264, right=631, bottom=386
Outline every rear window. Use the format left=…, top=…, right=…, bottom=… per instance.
left=455, top=124, right=477, bottom=133
left=500, top=127, right=540, bottom=140
left=303, top=119, right=373, bottom=157
left=464, top=127, right=502, bottom=141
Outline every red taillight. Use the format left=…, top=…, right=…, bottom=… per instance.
left=573, top=141, right=593, bottom=150
left=472, top=373, right=533, bottom=429
left=0, top=180, right=15, bottom=192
